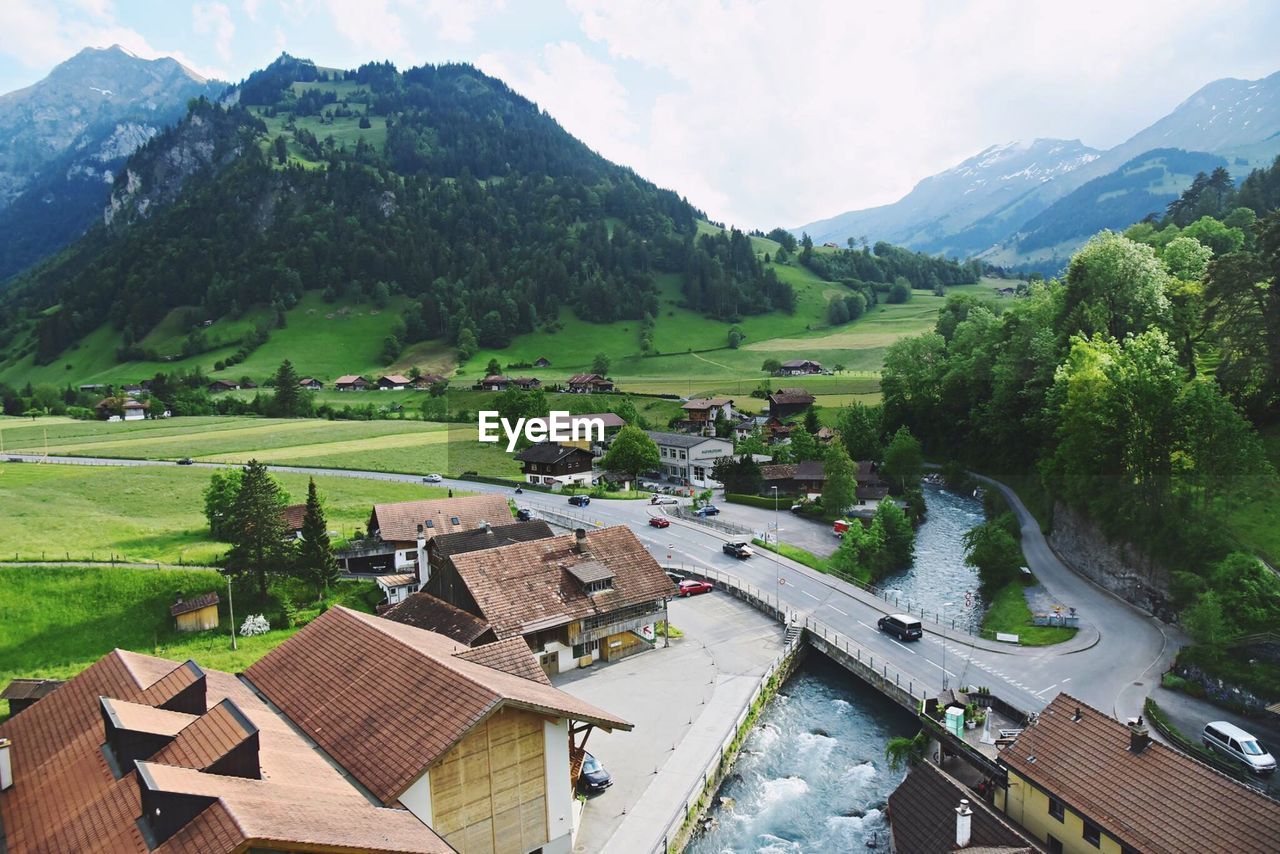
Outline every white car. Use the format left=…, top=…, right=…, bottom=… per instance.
left=423, top=473, right=443, bottom=483
left=650, top=495, right=679, bottom=505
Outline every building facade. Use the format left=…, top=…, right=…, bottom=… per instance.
left=647, top=431, right=733, bottom=488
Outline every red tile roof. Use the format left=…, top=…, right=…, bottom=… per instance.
left=383, top=591, right=496, bottom=645
left=279, top=502, right=306, bottom=532
left=244, top=607, right=631, bottom=805
left=455, top=637, right=552, bottom=686
left=169, top=591, right=220, bottom=617
left=370, top=493, right=513, bottom=544
left=1001, top=693, right=1280, bottom=853
left=445, top=526, right=676, bottom=639
left=888, top=762, right=1035, bottom=853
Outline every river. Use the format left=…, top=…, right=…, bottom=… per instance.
left=688, top=482, right=985, bottom=852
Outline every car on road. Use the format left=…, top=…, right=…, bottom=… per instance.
left=577, top=752, right=613, bottom=794
left=568, top=495, right=591, bottom=507
left=677, top=578, right=713, bottom=597
left=176, top=457, right=195, bottom=466
left=1202, top=721, right=1276, bottom=775
left=6, top=457, right=24, bottom=463
left=515, top=508, right=533, bottom=521
left=423, top=473, right=443, bottom=483
left=721, top=542, right=753, bottom=559
left=650, top=495, right=678, bottom=505
left=694, top=505, right=720, bottom=517
left=877, top=614, right=923, bottom=641
left=648, top=516, right=670, bottom=528
left=665, top=570, right=685, bottom=584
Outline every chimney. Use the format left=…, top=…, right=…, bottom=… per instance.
left=0, top=737, right=12, bottom=790
left=478, top=519, right=491, bottom=534
left=415, top=524, right=427, bottom=587
left=574, top=528, right=588, bottom=554
left=955, top=798, right=972, bottom=848
left=1128, top=716, right=1151, bottom=753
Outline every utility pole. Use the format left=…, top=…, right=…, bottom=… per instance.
left=771, top=486, right=781, bottom=615
left=227, top=575, right=238, bottom=651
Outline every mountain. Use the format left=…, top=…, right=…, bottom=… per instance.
left=798, top=69, right=1280, bottom=270
left=0, top=45, right=224, bottom=280
left=0, top=55, right=801, bottom=374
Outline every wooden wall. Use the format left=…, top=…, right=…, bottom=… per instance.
left=175, top=605, right=218, bottom=632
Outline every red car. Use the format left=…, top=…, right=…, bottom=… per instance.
left=677, top=579, right=713, bottom=597
left=648, top=516, right=671, bottom=528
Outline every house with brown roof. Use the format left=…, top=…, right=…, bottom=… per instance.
left=413, top=373, right=448, bottom=389
left=677, top=396, right=735, bottom=435
left=0, top=678, right=62, bottom=718
left=534, top=356, right=551, bottom=368
left=767, top=387, right=816, bottom=419
left=279, top=502, right=306, bottom=539
left=247, top=607, right=632, bottom=854
left=567, top=373, right=614, bottom=393
left=169, top=592, right=220, bottom=632
left=378, top=374, right=412, bottom=390
left=475, top=374, right=512, bottom=391
left=297, top=377, right=323, bottom=390
left=342, top=493, right=514, bottom=574
left=427, top=526, right=676, bottom=676
left=425, top=520, right=556, bottom=580
left=0, top=647, right=452, bottom=854
left=382, top=591, right=499, bottom=646
left=887, top=761, right=1036, bottom=853
left=513, top=376, right=542, bottom=390
left=207, top=379, right=238, bottom=393
left=516, top=441, right=596, bottom=487
left=560, top=412, right=626, bottom=451
left=334, top=374, right=369, bottom=391
left=776, top=359, right=823, bottom=376
left=993, top=692, right=1280, bottom=854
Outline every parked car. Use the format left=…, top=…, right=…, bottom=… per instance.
left=833, top=519, right=851, bottom=537
left=677, top=578, right=714, bottom=597
left=665, top=570, right=685, bottom=584
left=568, top=495, right=591, bottom=507
left=577, top=752, right=613, bottom=794
left=648, top=516, right=671, bottom=528
left=176, top=458, right=195, bottom=466
left=877, top=614, right=923, bottom=641
left=722, top=542, right=753, bottom=559
left=515, top=508, right=533, bottom=521
left=650, top=495, right=678, bottom=505
left=695, top=505, right=720, bottom=517
left=1203, top=721, right=1276, bottom=775
left=423, top=473, right=443, bottom=483
left=6, top=457, right=24, bottom=463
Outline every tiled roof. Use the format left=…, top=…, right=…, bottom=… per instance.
left=515, top=441, right=592, bottom=464
left=382, top=591, right=495, bottom=645
left=245, top=607, right=631, bottom=804
left=0, top=677, right=63, bottom=702
left=647, top=430, right=731, bottom=449
left=1000, top=693, right=1280, bottom=853
left=0, top=648, right=449, bottom=854
left=794, top=460, right=826, bottom=481
left=781, top=359, right=820, bottom=368
left=380, top=374, right=411, bottom=384
left=569, top=412, right=627, bottom=428
left=681, top=396, right=731, bottom=410
left=334, top=375, right=365, bottom=385
left=377, top=573, right=419, bottom=589
left=888, top=762, right=1035, bottom=854
left=279, top=502, right=306, bottom=532
left=370, top=493, right=512, bottom=544
left=760, top=463, right=797, bottom=481
left=446, top=526, right=676, bottom=639
left=169, top=591, right=220, bottom=617
left=568, top=373, right=610, bottom=384
left=427, top=520, right=555, bottom=562
left=768, top=388, right=816, bottom=405
left=481, top=374, right=510, bottom=383
left=455, top=637, right=552, bottom=685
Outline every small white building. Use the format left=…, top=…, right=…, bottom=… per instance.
left=122, top=398, right=148, bottom=421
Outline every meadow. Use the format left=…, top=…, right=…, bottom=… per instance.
left=0, top=462, right=452, bottom=564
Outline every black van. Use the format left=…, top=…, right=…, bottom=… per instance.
left=877, top=614, right=924, bottom=641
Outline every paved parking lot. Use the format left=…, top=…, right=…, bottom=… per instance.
left=703, top=494, right=842, bottom=558
left=553, top=591, right=784, bottom=853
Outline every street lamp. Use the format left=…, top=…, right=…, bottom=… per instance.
left=940, top=601, right=954, bottom=691
left=771, top=486, right=781, bottom=615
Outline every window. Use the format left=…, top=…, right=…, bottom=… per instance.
left=450, top=516, right=460, bottom=525
left=1083, top=820, right=1102, bottom=847
left=572, top=639, right=599, bottom=658
left=425, top=519, right=434, bottom=528
left=680, top=450, right=687, bottom=460
left=1047, top=796, right=1064, bottom=822
left=693, top=466, right=705, bottom=481
left=1046, top=837, right=1062, bottom=854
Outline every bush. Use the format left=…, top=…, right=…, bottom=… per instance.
left=239, top=614, right=270, bottom=637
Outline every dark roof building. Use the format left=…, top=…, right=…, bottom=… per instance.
left=888, top=762, right=1036, bottom=853
left=0, top=678, right=63, bottom=717
left=381, top=591, right=498, bottom=646
left=767, top=387, right=816, bottom=418
left=515, top=441, right=595, bottom=486
left=427, top=520, right=555, bottom=567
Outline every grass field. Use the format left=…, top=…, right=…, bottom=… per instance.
left=0, top=565, right=379, bottom=707
left=981, top=580, right=1077, bottom=646
left=0, top=462, right=456, bottom=564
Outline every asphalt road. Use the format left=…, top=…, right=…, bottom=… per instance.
left=8, top=454, right=1177, bottom=720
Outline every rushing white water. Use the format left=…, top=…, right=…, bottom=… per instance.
left=687, top=658, right=918, bottom=853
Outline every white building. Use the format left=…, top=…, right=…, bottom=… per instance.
left=647, top=430, right=734, bottom=488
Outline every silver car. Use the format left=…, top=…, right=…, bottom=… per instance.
left=1203, top=721, right=1276, bottom=775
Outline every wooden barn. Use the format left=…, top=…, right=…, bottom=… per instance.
left=169, top=591, right=220, bottom=632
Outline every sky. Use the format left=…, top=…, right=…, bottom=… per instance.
left=3, top=1, right=1279, bottom=229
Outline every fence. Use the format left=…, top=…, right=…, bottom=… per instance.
left=1, top=553, right=219, bottom=570
left=668, top=507, right=753, bottom=536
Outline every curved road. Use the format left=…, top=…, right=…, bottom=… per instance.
left=7, top=454, right=1176, bottom=719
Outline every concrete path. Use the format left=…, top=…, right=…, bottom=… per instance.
left=553, top=593, right=784, bottom=854
left=1150, top=685, right=1280, bottom=797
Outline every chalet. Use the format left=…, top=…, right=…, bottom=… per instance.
left=647, top=431, right=733, bottom=488
left=729, top=415, right=756, bottom=441
left=561, top=412, right=626, bottom=451
left=377, top=373, right=411, bottom=390
left=776, top=359, right=823, bottom=376
left=815, top=425, right=836, bottom=443
left=994, top=693, right=1280, bottom=853
left=760, top=461, right=826, bottom=497
left=761, top=415, right=795, bottom=442
left=207, top=379, right=238, bottom=393
left=279, top=502, right=306, bottom=539
left=297, top=377, right=323, bottom=390
left=425, top=520, right=556, bottom=580
left=534, top=356, right=552, bottom=367
left=856, top=460, right=891, bottom=504
left=516, top=441, right=596, bottom=487
left=376, top=572, right=422, bottom=606
left=887, top=762, right=1036, bottom=853
left=121, top=398, right=148, bottom=421
left=382, top=590, right=499, bottom=646
left=476, top=374, right=511, bottom=391
left=767, top=387, right=816, bottom=419
left=240, top=379, right=258, bottom=389
left=78, top=383, right=106, bottom=393
left=169, top=592, right=220, bottom=632
left=334, top=374, right=369, bottom=391
left=513, top=376, right=542, bottom=390
left=425, top=526, right=675, bottom=675
left=0, top=611, right=632, bottom=854
left=413, top=373, right=447, bottom=389
left=678, top=396, right=735, bottom=434
left=0, top=678, right=62, bottom=717
left=567, top=373, right=615, bottom=393
left=341, top=493, right=514, bottom=574
left=121, top=384, right=144, bottom=396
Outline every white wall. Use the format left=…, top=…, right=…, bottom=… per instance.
left=543, top=718, right=573, bottom=854
left=398, top=767, right=434, bottom=828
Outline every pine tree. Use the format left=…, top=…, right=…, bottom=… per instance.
left=874, top=498, right=915, bottom=570
left=296, top=477, right=339, bottom=600
left=270, top=359, right=304, bottom=417
left=225, top=460, right=291, bottom=601
left=821, top=441, right=857, bottom=517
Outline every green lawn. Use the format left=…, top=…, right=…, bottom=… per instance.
left=0, top=565, right=379, bottom=712
left=0, top=463, right=455, bottom=564
left=1221, top=425, right=1280, bottom=566
left=981, top=580, right=1077, bottom=646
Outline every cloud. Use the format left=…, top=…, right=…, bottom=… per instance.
left=323, top=0, right=407, bottom=59
left=193, top=2, right=236, bottom=63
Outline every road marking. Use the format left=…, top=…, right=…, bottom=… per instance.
left=857, top=620, right=876, bottom=631
left=1061, top=677, right=1071, bottom=683
left=801, top=589, right=820, bottom=600
left=887, top=637, right=917, bottom=655
left=1035, top=683, right=1058, bottom=696
left=826, top=604, right=849, bottom=616
left=927, top=661, right=956, bottom=678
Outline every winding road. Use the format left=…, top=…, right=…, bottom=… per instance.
left=6, top=453, right=1177, bottom=720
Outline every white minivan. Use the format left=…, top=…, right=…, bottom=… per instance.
left=1202, top=721, right=1276, bottom=775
